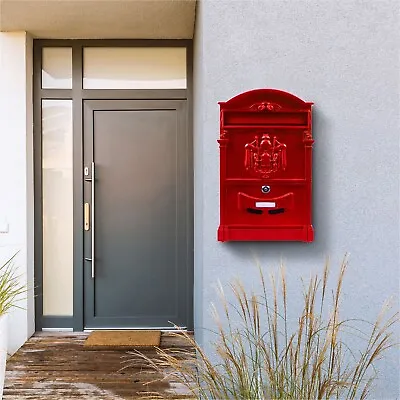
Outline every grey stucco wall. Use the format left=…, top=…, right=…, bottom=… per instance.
left=193, top=0, right=399, bottom=397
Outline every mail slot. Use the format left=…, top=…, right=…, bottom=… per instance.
left=217, top=88, right=314, bottom=242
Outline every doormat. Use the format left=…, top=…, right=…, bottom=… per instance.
left=84, top=330, right=161, bottom=348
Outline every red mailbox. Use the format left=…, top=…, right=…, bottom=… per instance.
left=217, top=88, right=314, bottom=242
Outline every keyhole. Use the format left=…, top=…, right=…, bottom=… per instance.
left=261, top=185, right=271, bottom=194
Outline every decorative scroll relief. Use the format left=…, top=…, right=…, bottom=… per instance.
left=303, top=130, right=314, bottom=144
left=244, top=134, right=287, bottom=178
left=249, top=101, right=282, bottom=111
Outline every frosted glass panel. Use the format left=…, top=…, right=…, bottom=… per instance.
left=83, top=47, right=186, bottom=89
left=42, top=100, right=73, bottom=316
left=42, top=48, right=72, bottom=89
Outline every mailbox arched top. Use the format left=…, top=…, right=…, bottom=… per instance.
left=219, top=88, right=313, bottom=111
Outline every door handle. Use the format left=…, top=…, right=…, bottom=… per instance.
left=84, top=203, right=90, bottom=231
left=91, top=161, right=95, bottom=279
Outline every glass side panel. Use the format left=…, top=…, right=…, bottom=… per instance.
left=42, top=48, right=72, bottom=89
left=83, top=47, right=187, bottom=89
left=42, top=100, right=73, bottom=316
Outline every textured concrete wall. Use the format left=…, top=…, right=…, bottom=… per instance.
left=0, top=32, right=35, bottom=354
left=193, top=0, right=399, bottom=396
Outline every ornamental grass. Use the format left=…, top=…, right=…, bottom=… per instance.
left=0, top=253, right=26, bottom=316
left=126, top=257, right=398, bottom=400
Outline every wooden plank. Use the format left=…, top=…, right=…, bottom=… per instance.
left=4, top=333, right=195, bottom=399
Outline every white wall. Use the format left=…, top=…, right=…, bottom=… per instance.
left=0, top=32, right=35, bottom=354
left=194, top=0, right=399, bottom=397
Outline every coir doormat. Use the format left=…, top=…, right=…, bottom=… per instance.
left=84, top=330, right=161, bottom=348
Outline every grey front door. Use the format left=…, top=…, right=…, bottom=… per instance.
left=83, top=100, right=192, bottom=329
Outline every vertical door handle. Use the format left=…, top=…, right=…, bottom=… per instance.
left=91, top=161, right=95, bottom=279
left=84, top=203, right=90, bottom=231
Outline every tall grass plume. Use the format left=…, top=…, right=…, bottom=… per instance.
left=127, top=257, right=398, bottom=399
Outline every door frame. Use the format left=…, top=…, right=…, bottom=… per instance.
left=33, top=39, right=194, bottom=331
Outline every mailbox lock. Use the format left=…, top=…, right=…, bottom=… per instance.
left=261, top=185, right=271, bottom=194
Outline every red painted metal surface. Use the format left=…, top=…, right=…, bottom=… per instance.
left=217, top=89, right=314, bottom=242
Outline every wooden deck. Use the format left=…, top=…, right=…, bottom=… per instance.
left=4, top=332, right=195, bottom=400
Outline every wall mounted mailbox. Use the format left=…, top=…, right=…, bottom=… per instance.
left=217, top=88, right=314, bottom=242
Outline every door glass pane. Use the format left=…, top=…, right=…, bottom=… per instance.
left=42, top=100, right=73, bottom=316
left=83, top=47, right=186, bottom=89
left=42, top=48, right=72, bottom=89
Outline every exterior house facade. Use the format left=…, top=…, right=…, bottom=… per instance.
left=0, top=0, right=398, bottom=397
